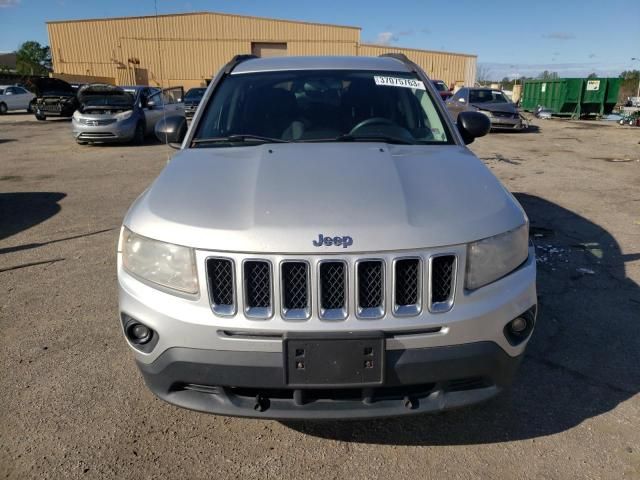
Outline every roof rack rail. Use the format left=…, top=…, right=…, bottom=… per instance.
left=379, top=53, right=418, bottom=72
left=223, top=54, right=258, bottom=74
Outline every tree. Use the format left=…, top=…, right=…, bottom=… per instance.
left=587, top=72, right=598, bottom=79
left=476, top=64, right=492, bottom=85
left=619, top=70, right=640, bottom=80
left=537, top=70, right=559, bottom=80
left=15, top=41, right=51, bottom=75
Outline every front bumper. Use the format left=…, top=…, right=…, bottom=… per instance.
left=72, top=116, right=137, bottom=143
left=118, top=246, right=537, bottom=419
left=137, top=341, right=523, bottom=419
left=490, top=116, right=527, bottom=130
left=35, top=101, right=75, bottom=117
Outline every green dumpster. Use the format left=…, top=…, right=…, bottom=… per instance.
left=521, top=77, right=621, bottom=118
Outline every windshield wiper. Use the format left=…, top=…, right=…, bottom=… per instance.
left=330, top=134, right=415, bottom=145
left=191, top=134, right=290, bottom=146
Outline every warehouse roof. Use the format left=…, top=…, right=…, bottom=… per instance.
left=45, top=11, right=361, bottom=31
left=233, top=56, right=411, bottom=74
left=360, top=43, right=477, bottom=59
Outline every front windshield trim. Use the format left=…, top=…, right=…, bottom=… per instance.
left=191, top=69, right=455, bottom=148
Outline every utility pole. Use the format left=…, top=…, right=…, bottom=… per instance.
left=632, top=58, right=640, bottom=100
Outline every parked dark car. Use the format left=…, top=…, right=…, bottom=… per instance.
left=183, top=87, right=206, bottom=118
left=431, top=79, right=452, bottom=101
left=32, top=77, right=79, bottom=121
left=446, top=87, right=527, bottom=130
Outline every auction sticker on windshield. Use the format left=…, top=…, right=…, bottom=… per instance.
left=374, top=76, right=426, bottom=90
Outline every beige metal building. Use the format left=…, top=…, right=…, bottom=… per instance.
left=47, top=12, right=476, bottom=89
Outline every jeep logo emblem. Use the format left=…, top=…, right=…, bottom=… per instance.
left=313, top=234, right=353, bottom=248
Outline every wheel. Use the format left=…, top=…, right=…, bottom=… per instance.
left=132, top=122, right=145, bottom=145
left=35, top=112, right=46, bottom=121
left=0, top=102, right=7, bottom=115
left=629, top=119, right=635, bottom=126
left=27, top=100, right=35, bottom=113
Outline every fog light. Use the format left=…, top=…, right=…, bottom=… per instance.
left=510, top=317, right=528, bottom=333
left=503, top=307, right=536, bottom=346
left=127, top=323, right=152, bottom=344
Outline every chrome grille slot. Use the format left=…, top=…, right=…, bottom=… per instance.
left=319, top=261, right=347, bottom=320
left=356, top=260, right=384, bottom=319
left=243, top=260, right=272, bottom=318
left=393, top=258, right=421, bottom=316
left=429, top=254, right=456, bottom=313
left=206, top=258, right=235, bottom=316
left=281, top=261, right=310, bottom=319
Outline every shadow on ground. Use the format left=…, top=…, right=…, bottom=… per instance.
left=283, top=194, right=639, bottom=444
left=0, top=192, right=66, bottom=241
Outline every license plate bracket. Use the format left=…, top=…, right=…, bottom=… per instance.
left=284, top=332, right=385, bottom=387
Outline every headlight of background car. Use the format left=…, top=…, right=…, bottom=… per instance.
left=121, top=227, right=198, bottom=294
left=115, top=110, right=133, bottom=121
left=466, top=223, right=529, bottom=290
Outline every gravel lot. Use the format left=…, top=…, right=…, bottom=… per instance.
left=1, top=113, right=639, bottom=479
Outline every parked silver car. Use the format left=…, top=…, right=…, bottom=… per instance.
left=117, top=55, right=537, bottom=419
left=446, top=87, right=527, bottom=130
left=72, top=84, right=184, bottom=144
left=0, top=85, right=35, bottom=114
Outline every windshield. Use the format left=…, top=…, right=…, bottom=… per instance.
left=193, top=70, right=451, bottom=146
left=469, top=90, right=510, bottom=104
left=185, top=88, right=206, bottom=101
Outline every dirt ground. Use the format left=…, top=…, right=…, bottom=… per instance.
left=1, top=113, right=639, bottom=479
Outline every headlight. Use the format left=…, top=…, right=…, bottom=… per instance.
left=121, top=227, right=198, bottom=294
left=116, top=110, right=133, bottom=121
left=466, top=223, right=529, bottom=290
left=478, top=109, right=493, bottom=117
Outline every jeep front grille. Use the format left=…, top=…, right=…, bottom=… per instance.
left=204, top=252, right=458, bottom=320
left=356, top=260, right=384, bottom=318
left=429, top=255, right=456, bottom=312
left=206, top=258, right=235, bottom=315
left=281, top=261, right=310, bottom=319
left=394, top=258, right=421, bottom=316
left=319, top=261, right=347, bottom=319
left=243, top=261, right=272, bottom=318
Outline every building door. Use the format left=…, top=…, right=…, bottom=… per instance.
left=251, top=42, right=287, bottom=57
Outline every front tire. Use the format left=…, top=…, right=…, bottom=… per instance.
left=0, top=102, right=7, bottom=114
left=27, top=100, right=36, bottom=113
left=35, top=112, right=46, bottom=121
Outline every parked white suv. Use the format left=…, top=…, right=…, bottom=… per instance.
left=117, top=54, right=537, bottom=419
left=0, top=85, right=35, bottom=114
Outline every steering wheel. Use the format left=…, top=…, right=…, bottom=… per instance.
left=348, top=117, right=395, bottom=135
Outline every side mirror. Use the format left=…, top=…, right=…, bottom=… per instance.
left=146, top=99, right=156, bottom=109
left=457, top=111, right=490, bottom=144
left=458, top=97, right=466, bottom=103
left=5, top=91, right=13, bottom=96
left=155, top=115, right=187, bottom=148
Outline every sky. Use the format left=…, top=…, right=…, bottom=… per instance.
left=0, top=0, right=639, bottom=79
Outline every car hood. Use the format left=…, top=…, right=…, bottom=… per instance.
left=472, top=102, right=517, bottom=114
left=32, top=77, right=75, bottom=97
left=77, top=84, right=134, bottom=108
left=124, top=143, right=526, bottom=253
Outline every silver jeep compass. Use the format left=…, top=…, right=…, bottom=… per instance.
left=117, top=55, right=537, bottom=419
